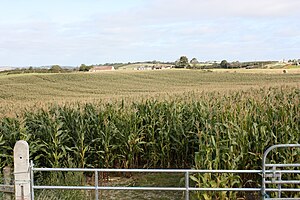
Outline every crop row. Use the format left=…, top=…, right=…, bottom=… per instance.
left=1, top=86, right=298, bottom=169
left=0, top=86, right=299, bottom=198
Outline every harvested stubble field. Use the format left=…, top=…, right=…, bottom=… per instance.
left=0, top=69, right=300, bottom=199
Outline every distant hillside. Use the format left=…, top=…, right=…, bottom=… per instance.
left=0, top=67, right=15, bottom=71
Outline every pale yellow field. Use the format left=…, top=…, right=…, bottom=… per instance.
left=211, top=68, right=300, bottom=74
left=0, top=69, right=299, bottom=117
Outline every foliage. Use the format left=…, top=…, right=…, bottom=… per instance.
left=34, top=172, right=184, bottom=200
left=1, top=87, right=299, bottom=168
left=35, top=172, right=89, bottom=200
left=0, top=65, right=77, bottom=75
left=0, top=70, right=299, bottom=198
left=0, top=85, right=299, bottom=198
left=190, top=58, right=200, bottom=69
left=79, top=64, right=93, bottom=71
left=175, top=56, right=190, bottom=68
left=190, top=58, right=199, bottom=64
left=49, top=65, right=63, bottom=73
left=0, top=70, right=300, bottom=118
left=220, top=60, right=229, bottom=68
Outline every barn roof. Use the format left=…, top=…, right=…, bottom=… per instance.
left=90, top=66, right=114, bottom=71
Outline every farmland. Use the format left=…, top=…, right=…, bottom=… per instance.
left=0, top=69, right=300, bottom=199
left=0, top=69, right=299, bottom=118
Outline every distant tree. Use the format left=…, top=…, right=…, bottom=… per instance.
left=86, top=65, right=93, bottom=71
left=190, top=58, right=199, bottom=64
left=79, top=64, right=87, bottom=71
left=50, top=65, right=63, bottom=73
left=79, top=64, right=93, bottom=71
left=190, top=58, right=199, bottom=69
left=231, top=61, right=241, bottom=68
left=220, top=60, right=229, bottom=68
left=176, top=56, right=189, bottom=68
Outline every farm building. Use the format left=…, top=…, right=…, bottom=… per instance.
left=134, top=65, right=173, bottom=70
left=89, top=66, right=115, bottom=72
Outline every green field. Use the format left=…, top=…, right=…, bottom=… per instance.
left=0, top=69, right=300, bottom=199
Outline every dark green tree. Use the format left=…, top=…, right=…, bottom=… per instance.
left=79, top=64, right=93, bottom=71
left=190, top=58, right=199, bottom=64
left=176, top=56, right=190, bottom=68
left=79, top=64, right=87, bottom=71
left=50, top=65, right=63, bottom=73
left=220, top=60, right=229, bottom=68
left=190, top=58, right=199, bottom=68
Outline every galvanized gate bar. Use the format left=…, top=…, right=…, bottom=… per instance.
left=94, top=171, right=98, bottom=200
left=185, top=171, right=189, bottom=200
left=263, top=170, right=300, bottom=173
left=265, top=188, right=300, bottom=192
left=265, top=180, right=300, bottom=184
left=27, top=143, right=300, bottom=200
left=32, top=185, right=262, bottom=191
left=32, top=168, right=262, bottom=173
left=265, top=198, right=299, bottom=200
left=31, top=168, right=263, bottom=200
left=265, top=164, right=300, bottom=167
left=30, top=161, right=34, bottom=200
left=31, top=168, right=300, bottom=174
left=262, top=144, right=300, bottom=200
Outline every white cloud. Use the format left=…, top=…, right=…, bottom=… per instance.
left=146, top=0, right=300, bottom=19
left=0, top=0, right=299, bottom=66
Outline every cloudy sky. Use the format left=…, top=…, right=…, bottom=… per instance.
left=0, top=0, right=299, bottom=66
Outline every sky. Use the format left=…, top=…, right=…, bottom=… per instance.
left=0, top=0, right=299, bottom=66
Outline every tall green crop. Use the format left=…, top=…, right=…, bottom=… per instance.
left=0, top=86, right=299, bottom=198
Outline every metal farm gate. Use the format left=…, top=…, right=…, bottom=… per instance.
left=262, top=144, right=300, bottom=199
left=5, top=141, right=300, bottom=200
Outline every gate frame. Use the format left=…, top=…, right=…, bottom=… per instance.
left=9, top=141, right=300, bottom=200
left=31, top=167, right=262, bottom=200
left=262, top=144, right=300, bottom=200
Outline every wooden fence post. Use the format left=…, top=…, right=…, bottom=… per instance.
left=3, top=166, right=12, bottom=200
left=14, top=140, right=31, bottom=200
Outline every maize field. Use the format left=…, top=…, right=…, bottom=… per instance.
left=0, top=69, right=299, bottom=199
left=0, top=85, right=299, bottom=199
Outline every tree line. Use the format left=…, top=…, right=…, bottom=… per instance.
left=0, top=65, right=77, bottom=75
left=1, top=57, right=298, bottom=75
left=174, top=56, right=281, bottom=69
